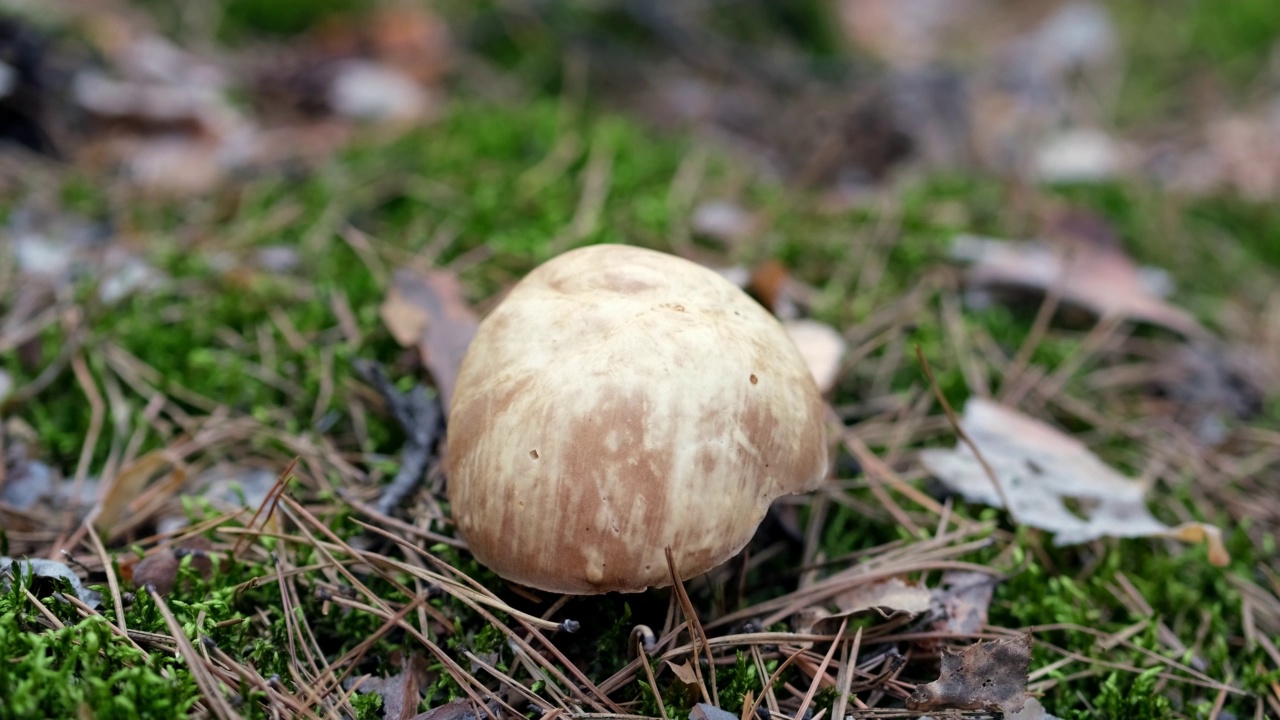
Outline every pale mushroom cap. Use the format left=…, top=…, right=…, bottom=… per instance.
left=445, top=244, right=829, bottom=594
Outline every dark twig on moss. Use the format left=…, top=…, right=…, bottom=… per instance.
left=353, top=358, right=443, bottom=516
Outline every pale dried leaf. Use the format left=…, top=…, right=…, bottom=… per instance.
left=380, top=285, right=431, bottom=348
left=379, top=268, right=479, bottom=409
left=0, top=557, right=102, bottom=608
left=931, top=570, right=997, bottom=635
left=410, top=697, right=498, bottom=720
left=691, top=201, right=757, bottom=244
left=1033, top=128, right=1124, bottom=183
left=94, top=450, right=184, bottom=537
left=1005, top=696, right=1061, bottom=719
left=689, top=703, right=738, bottom=720
left=907, top=632, right=1033, bottom=713
left=920, top=397, right=1229, bottom=565
left=327, top=59, right=435, bottom=123
left=666, top=659, right=699, bottom=686
left=798, top=576, right=931, bottom=633
left=784, top=319, right=847, bottom=393
left=952, top=234, right=1206, bottom=338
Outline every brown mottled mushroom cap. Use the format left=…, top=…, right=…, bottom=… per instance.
left=444, top=244, right=828, bottom=594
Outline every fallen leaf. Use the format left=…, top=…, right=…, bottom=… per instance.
left=346, top=664, right=423, bottom=720
left=94, top=450, right=185, bottom=539
left=837, top=0, right=987, bottom=70
left=326, top=59, right=436, bottom=123
left=1033, top=128, right=1125, bottom=183
left=1005, top=696, right=1062, bottom=719
left=690, top=200, right=758, bottom=244
left=409, top=697, right=499, bottom=720
left=951, top=233, right=1207, bottom=339
left=310, top=4, right=451, bottom=86
left=747, top=260, right=813, bottom=320
left=666, top=659, right=699, bottom=686
left=919, top=397, right=1230, bottom=565
left=126, top=537, right=217, bottom=596
left=906, top=632, right=1033, bottom=714
left=931, top=570, right=997, bottom=635
left=784, top=319, right=847, bottom=393
left=378, top=268, right=479, bottom=410
left=9, top=204, right=111, bottom=284
left=0, top=557, right=103, bottom=608
left=797, top=576, right=932, bottom=633
left=1, top=430, right=59, bottom=512
left=380, top=282, right=431, bottom=347
left=688, top=703, right=738, bottom=720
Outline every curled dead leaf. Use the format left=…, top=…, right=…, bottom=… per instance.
left=931, top=570, right=998, bottom=635
left=784, top=319, right=847, bottom=394
left=665, top=659, right=699, bottom=686
left=951, top=233, right=1207, bottom=339
left=920, top=397, right=1230, bottom=566
left=797, top=576, right=931, bottom=634
left=378, top=268, right=479, bottom=410
left=94, top=450, right=185, bottom=539
left=907, top=631, right=1033, bottom=714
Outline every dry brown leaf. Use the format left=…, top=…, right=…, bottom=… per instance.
left=347, top=663, right=424, bottom=720
left=747, top=260, right=813, bottom=320
left=409, top=697, right=498, bottom=720
left=125, top=536, right=217, bottom=596
left=797, top=576, right=932, bottom=633
left=94, top=450, right=184, bottom=537
left=666, top=659, right=699, bottom=686
left=931, top=570, right=998, bottom=635
left=378, top=268, right=478, bottom=410
left=952, top=233, right=1207, bottom=339
left=907, top=631, right=1033, bottom=713
left=380, top=282, right=431, bottom=347
left=920, top=397, right=1230, bottom=565
left=784, top=319, right=847, bottom=394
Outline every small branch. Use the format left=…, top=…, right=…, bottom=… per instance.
left=352, top=359, right=442, bottom=516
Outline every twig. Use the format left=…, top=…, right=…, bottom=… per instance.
left=914, top=345, right=1015, bottom=518
left=795, top=617, right=848, bottom=720
left=666, top=547, right=717, bottom=707
left=352, top=359, right=442, bottom=516
left=148, top=586, right=244, bottom=720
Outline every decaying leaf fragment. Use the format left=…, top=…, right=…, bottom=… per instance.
left=688, top=703, right=739, bottom=720
left=666, top=659, right=699, bottom=686
left=797, top=576, right=932, bottom=634
left=784, top=319, right=847, bottom=394
left=907, top=632, right=1033, bottom=714
left=931, top=570, right=998, bottom=635
left=0, top=557, right=103, bottom=609
left=378, top=268, right=479, bottom=410
left=951, top=233, right=1207, bottom=339
left=920, top=398, right=1230, bottom=566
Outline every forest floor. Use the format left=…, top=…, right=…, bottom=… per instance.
left=2, top=1, right=1280, bottom=718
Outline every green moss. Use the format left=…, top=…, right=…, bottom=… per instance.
left=1107, top=0, right=1280, bottom=128
left=3, top=65, right=1278, bottom=717
left=987, top=523, right=1275, bottom=716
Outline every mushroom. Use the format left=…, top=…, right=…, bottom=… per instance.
left=444, top=244, right=828, bottom=594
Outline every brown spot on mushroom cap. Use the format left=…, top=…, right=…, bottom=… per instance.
left=445, top=244, right=828, bottom=594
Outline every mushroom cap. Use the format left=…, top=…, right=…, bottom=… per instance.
left=445, top=244, right=829, bottom=594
